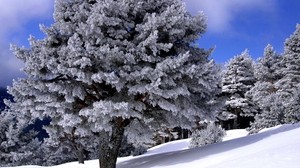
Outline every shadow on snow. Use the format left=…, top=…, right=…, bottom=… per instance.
left=117, top=124, right=299, bottom=168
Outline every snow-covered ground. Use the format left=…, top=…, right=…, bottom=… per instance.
left=3, top=123, right=300, bottom=168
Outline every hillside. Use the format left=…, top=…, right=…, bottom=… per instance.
left=3, top=123, right=300, bottom=168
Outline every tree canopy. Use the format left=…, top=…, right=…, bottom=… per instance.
left=8, top=0, right=221, bottom=167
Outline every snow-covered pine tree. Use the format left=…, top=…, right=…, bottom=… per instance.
left=275, top=24, right=300, bottom=124
left=9, top=0, right=110, bottom=164
left=39, top=137, right=80, bottom=166
left=276, top=24, right=300, bottom=95
left=0, top=110, right=16, bottom=166
left=9, top=0, right=222, bottom=167
left=254, top=44, right=281, bottom=83
left=284, top=86, right=300, bottom=123
left=219, top=50, right=257, bottom=129
left=247, top=45, right=284, bottom=133
left=0, top=109, right=42, bottom=166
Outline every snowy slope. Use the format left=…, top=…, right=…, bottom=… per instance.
left=118, top=124, right=300, bottom=168
left=144, top=128, right=248, bottom=156
left=3, top=124, right=300, bottom=168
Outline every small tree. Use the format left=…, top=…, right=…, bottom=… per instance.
left=247, top=45, right=284, bottom=133
left=274, top=24, right=300, bottom=124
left=219, top=50, right=257, bottom=129
left=9, top=0, right=222, bottom=167
left=189, top=122, right=225, bottom=148
left=247, top=93, right=285, bottom=134
left=276, top=24, right=300, bottom=96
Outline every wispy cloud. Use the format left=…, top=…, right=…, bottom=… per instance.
left=0, top=0, right=53, bottom=86
left=183, top=0, right=276, bottom=33
left=0, top=0, right=278, bottom=86
left=0, top=44, right=24, bottom=86
left=0, top=0, right=53, bottom=38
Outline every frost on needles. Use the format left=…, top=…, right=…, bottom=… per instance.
left=247, top=24, right=300, bottom=133
left=7, top=0, right=221, bottom=168
left=218, top=50, right=257, bottom=129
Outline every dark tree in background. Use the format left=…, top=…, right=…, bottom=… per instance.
left=219, top=50, right=257, bottom=129
left=275, top=24, right=300, bottom=124
left=247, top=45, right=284, bottom=133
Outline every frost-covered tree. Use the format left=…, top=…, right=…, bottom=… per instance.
left=254, top=44, right=281, bottom=83
left=39, top=137, right=81, bottom=166
left=9, top=0, right=221, bottom=167
left=274, top=24, right=300, bottom=124
left=219, top=50, right=257, bottom=129
left=276, top=24, right=300, bottom=96
left=284, top=86, right=300, bottom=123
left=0, top=109, right=42, bottom=166
left=247, top=45, right=284, bottom=133
left=247, top=93, right=285, bottom=134
left=189, top=122, right=225, bottom=148
left=0, top=110, right=16, bottom=166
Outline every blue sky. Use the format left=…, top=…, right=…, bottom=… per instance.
left=0, top=0, right=300, bottom=87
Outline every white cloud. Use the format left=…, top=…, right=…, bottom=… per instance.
left=0, top=0, right=53, bottom=38
left=183, top=0, right=276, bottom=33
left=0, top=44, right=25, bottom=86
left=0, top=0, right=277, bottom=86
left=0, top=0, right=54, bottom=86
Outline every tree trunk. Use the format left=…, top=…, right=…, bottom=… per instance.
left=77, top=143, right=85, bottom=164
left=98, top=118, right=127, bottom=168
left=181, top=128, right=184, bottom=139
